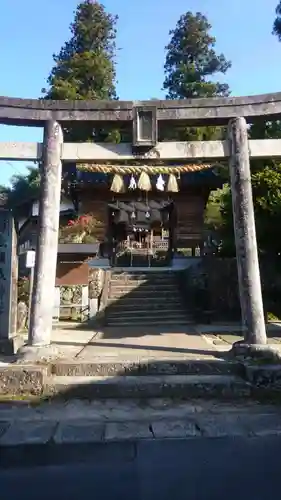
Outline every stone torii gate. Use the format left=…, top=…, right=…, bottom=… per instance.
left=1, top=93, right=281, bottom=356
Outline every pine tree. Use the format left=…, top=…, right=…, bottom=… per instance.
left=273, top=2, right=281, bottom=40
left=161, top=12, right=231, bottom=142
left=161, top=12, right=232, bottom=243
left=42, top=0, right=118, bottom=141
left=163, top=12, right=231, bottom=99
left=217, top=4, right=281, bottom=256
left=43, top=0, right=117, bottom=100
left=2, top=167, right=40, bottom=209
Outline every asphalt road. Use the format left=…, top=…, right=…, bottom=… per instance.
left=1, top=436, right=280, bottom=500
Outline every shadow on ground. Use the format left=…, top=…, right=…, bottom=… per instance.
left=42, top=350, right=250, bottom=403
left=2, top=353, right=281, bottom=407
left=50, top=337, right=227, bottom=359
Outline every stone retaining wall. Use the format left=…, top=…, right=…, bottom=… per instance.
left=184, top=257, right=281, bottom=321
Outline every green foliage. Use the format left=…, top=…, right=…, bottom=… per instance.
left=59, top=214, right=103, bottom=243
left=162, top=11, right=230, bottom=142
left=216, top=184, right=234, bottom=255
left=208, top=6, right=281, bottom=256
left=209, top=117, right=281, bottom=256
left=252, top=165, right=281, bottom=254
left=18, top=276, right=30, bottom=303
left=273, top=2, right=281, bottom=40
left=204, top=186, right=226, bottom=231
left=249, top=120, right=281, bottom=172
left=250, top=120, right=281, bottom=140
left=163, top=12, right=231, bottom=99
left=218, top=162, right=281, bottom=256
left=162, top=10, right=232, bottom=231
left=159, top=123, right=227, bottom=142
left=4, top=166, right=40, bottom=208
left=42, top=0, right=118, bottom=142
left=43, top=0, right=117, bottom=101
left=4, top=2, right=120, bottom=203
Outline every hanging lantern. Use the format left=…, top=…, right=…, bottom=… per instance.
left=131, top=211, right=136, bottom=219
left=145, top=211, right=150, bottom=219
left=128, top=175, right=137, bottom=190
left=110, top=174, right=125, bottom=193
left=138, top=171, right=152, bottom=191
left=156, top=174, right=165, bottom=191
left=167, top=173, right=179, bottom=193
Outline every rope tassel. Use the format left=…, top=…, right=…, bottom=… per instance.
left=110, top=174, right=125, bottom=193
left=138, top=171, right=152, bottom=191
left=167, top=173, right=179, bottom=192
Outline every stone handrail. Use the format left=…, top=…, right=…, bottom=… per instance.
left=1, top=92, right=281, bottom=126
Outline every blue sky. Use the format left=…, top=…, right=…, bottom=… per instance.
left=0, top=0, right=280, bottom=185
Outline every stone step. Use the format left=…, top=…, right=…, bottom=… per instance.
left=110, top=281, right=178, bottom=289
left=105, top=318, right=193, bottom=326
left=110, top=279, right=178, bottom=286
left=109, top=291, right=180, bottom=299
left=110, top=281, right=177, bottom=289
left=45, top=374, right=251, bottom=400
left=109, top=287, right=180, bottom=299
left=108, top=269, right=186, bottom=326
left=107, top=302, right=184, bottom=312
left=110, top=285, right=178, bottom=291
left=107, top=296, right=183, bottom=307
left=51, top=359, right=242, bottom=377
left=111, top=269, right=179, bottom=278
left=111, top=273, right=179, bottom=281
left=106, top=305, right=186, bottom=319
left=108, top=295, right=182, bottom=303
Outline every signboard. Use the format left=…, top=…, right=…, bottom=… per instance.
left=0, top=209, right=18, bottom=340
left=25, top=250, right=36, bottom=269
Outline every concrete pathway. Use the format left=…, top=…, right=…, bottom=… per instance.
left=1, top=399, right=281, bottom=447
left=197, top=322, right=281, bottom=348
left=14, top=322, right=281, bottom=364
left=56, top=325, right=227, bottom=362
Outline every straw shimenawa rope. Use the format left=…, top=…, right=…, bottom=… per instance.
left=77, top=163, right=212, bottom=174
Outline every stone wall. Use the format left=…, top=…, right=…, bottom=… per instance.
left=184, top=257, right=281, bottom=321
left=201, top=258, right=240, bottom=321
left=53, top=263, right=108, bottom=323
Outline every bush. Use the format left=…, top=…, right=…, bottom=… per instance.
left=18, top=276, right=30, bottom=304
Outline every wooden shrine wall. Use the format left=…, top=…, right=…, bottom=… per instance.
left=79, top=189, right=208, bottom=247
left=174, top=194, right=206, bottom=248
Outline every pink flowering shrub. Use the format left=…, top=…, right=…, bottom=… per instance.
left=59, top=214, right=103, bottom=243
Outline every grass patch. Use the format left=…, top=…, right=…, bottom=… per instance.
left=0, top=394, right=51, bottom=405
left=267, top=312, right=281, bottom=322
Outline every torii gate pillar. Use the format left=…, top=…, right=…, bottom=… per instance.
left=228, top=117, right=267, bottom=347
left=28, top=120, right=63, bottom=347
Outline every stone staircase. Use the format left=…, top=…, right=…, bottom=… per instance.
left=105, top=270, right=192, bottom=326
